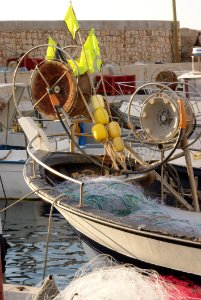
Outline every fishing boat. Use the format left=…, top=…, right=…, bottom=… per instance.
left=13, top=43, right=201, bottom=283
left=0, top=83, right=32, bottom=199
left=0, top=81, right=69, bottom=199
left=2, top=44, right=201, bottom=201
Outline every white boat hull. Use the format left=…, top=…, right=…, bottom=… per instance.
left=23, top=150, right=201, bottom=278
left=0, top=150, right=37, bottom=199
left=56, top=204, right=201, bottom=277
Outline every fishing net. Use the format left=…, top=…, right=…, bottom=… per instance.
left=58, top=177, right=148, bottom=215
left=54, top=255, right=192, bottom=300
left=25, top=257, right=201, bottom=300
left=57, top=177, right=201, bottom=240
left=57, top=177, right=159, bottom=216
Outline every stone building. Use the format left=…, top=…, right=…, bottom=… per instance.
left=0, top=20, right=200, bottom=67
left=0, top=20, right=179, bottom=66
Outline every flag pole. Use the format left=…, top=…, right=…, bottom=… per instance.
left=77, top=30, right=112, bottom=118
left=172, top=0, right=180, bottom=62
left=77, top=31, right=96, bottom=95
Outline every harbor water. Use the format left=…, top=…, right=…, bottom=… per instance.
left=0, top=199, right=88, bottom=289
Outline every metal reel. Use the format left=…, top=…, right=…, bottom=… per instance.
left=12, top=44, right=92, bottom=120
left=126, top=82, right=196, bottom=172
left=140, top=92, right=180, bottom=144
left=151, top=66, right=182, bottom=91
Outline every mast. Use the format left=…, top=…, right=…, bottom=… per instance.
left=172, top=0, right=180, bottom=62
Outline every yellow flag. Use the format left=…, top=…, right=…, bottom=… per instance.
left=64, top=4, right=80, bottom=39
left=68, top=56, right=88, bottom=76
left=68, top=58, right=79, bottom=76
left=79, top=28, right=102, bottom=74
left=68, top=29, right=102, bottom=76
left=46, top=36, right=57, bottom=60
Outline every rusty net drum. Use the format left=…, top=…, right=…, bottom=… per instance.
left=155, top=71, right=178, bottom=91
left=31, top=60, right=92, bottom=119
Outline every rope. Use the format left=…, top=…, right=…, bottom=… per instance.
left=0, top=186, right=68, bottom=284
left=55, top=105, right=114, bottom=174
left=61, top=102, right=184, bottom=174
left=42, top=193, right=66, bottom=281
left=0, top=149, right=11, bottom=161
left=0, top=41, right=20, bottom=56
left=0, top=187, right=54, bottom=213
left=0, top=176, right=7, bottom=213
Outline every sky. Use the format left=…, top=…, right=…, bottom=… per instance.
left=0, top=0, right=201, bottom=30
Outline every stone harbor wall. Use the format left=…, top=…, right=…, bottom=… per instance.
left=180, top=28, right=201, bottom=62
left=0, top=20, right=200, bottom=67
left=0, top=20, right=178, bottom=67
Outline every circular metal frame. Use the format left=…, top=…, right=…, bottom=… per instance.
left=12, top=44, right=80, bottom=118
left=128, top=82, right=182, bottom=148
left=125, top=82, right=185, bottom=172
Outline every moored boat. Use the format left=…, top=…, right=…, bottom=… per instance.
left=12, top=41, right=201, bottom=284
left=0, top=82, right=69, bottom=199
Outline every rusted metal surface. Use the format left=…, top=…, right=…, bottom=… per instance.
left=31, top=60, right=92, bottom=119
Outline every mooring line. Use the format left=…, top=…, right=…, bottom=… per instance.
left=42, top=193, right=67, bottom=281
left=0, top=188, right=53, bottom=213
left=0, top=176, right=7, bottom=205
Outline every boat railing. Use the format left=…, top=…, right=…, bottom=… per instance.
left=27, top=134, right=85, bottom=207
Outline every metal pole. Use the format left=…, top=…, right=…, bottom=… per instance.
left=161, top=150, right=164, bottom=202
left=172, top=0, right=180, bottom=62
left=0, top=176, right=7, bottom=203
left=79, top=183, right=84, bottom=208
left=0, top=249, right=4, bottom=300
left=182, top=137, right=200, bottom=211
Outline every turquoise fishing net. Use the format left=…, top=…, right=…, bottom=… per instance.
left=57, top=177, right=150, bottom=216
left=57, top=177, right=201, bottom=239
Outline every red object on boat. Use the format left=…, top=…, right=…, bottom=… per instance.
left=164, top=275, right=201, bottom=299
left=95, top=75, right=136, bottom=95
left=7, top=57, right=43, bottom=70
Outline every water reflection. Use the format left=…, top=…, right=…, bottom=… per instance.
left=0, top=200, right=88, bottom=288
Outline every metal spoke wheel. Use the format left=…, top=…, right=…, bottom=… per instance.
left=12, top=44, right=90, bottom=120
left=125, top=82, right=197, bottom=173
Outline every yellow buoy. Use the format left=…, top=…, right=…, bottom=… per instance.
left=112, top=137, right=124, bottom=152
left=108, top=121, right=121, bottom=138
left=92, top=124, right=108, bottom=142
left=94, top=108, right=109, bottom=125
left=91, top=94, right=105, bottom=111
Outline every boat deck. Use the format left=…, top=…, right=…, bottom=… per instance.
left=24, top=151, right=201, bottom=244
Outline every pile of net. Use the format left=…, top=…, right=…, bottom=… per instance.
left=53, top=255, right=195, bottom=300
left=57, top=177, right=201, bottom=239
left=30, top=256, right=201, bottom=300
